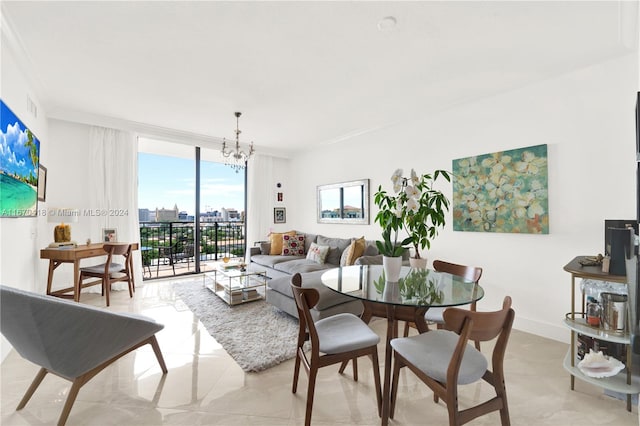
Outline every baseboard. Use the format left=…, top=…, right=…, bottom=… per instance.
left=513, top=315, right=569, bottom=344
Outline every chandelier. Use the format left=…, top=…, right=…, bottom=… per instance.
left=221, top=111, right=255, bottom=172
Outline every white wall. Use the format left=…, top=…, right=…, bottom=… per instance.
left=0, top=21, right=50, bottom=360
left=288, top=53, right=639, bottom=343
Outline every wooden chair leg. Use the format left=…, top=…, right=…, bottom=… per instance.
left=390, top=353, right=402, bottom=419
left=292, top=349, right=302, bottom=393
left=105, top=277, right=111, bottom=307
left=403, top=321, right=410, bottom=337
left=371, top=350, right=382, bottom=417
left=352, top=357, right=358, bottom=381
left=149, top=336, right=168, bottom=374
left=16, top=367, right=48, bottom=410
left=304, top=366, right=318, bottom=426
left=57, top=379, right=83, bottom=426
left=338, top=359, right=349, bottom=374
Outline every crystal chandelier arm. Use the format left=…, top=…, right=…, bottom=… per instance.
left=220, top=111, right=255, bottom=172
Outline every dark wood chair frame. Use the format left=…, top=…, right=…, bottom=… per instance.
left=290, top=273, right=383, bottom=426
left=391, top=296, right=514, bottom=426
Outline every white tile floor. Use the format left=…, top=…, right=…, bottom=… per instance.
left=1, top=278, right=638, bottom=425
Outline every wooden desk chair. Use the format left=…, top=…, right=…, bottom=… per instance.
left=403, top=260, right=483, bottom=349
left=77, top=243, right=133, bottom=307
left=290, top=273, right=382, bottom=426
left=390, top=296, right=514, bottom=426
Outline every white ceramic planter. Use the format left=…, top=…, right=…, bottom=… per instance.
left=409, top=257, right=428, bottom=269
left=382, top=255, right=403, bottom=282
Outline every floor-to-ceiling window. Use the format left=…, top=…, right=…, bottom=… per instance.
left=138, top=138, right=246, bottom=279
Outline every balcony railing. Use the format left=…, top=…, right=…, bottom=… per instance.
left=139, top=221, right=246, bottom=279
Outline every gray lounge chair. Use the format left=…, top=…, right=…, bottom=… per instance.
left=0, top=285, right=168, bottom=426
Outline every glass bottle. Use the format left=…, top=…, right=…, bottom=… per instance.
left=586, top=300, right=602, bottom=327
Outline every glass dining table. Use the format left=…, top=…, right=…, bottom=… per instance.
left=321, top=264, right=484, bottom=426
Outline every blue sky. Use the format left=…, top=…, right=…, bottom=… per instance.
left=0, top=101, right=40, bottom=178
left=138, top=153, right=245, bottom=216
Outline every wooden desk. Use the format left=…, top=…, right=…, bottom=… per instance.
left=40, top=242, right=139, bottom=301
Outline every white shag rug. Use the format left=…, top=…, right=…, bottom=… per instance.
left=173, top=279, right=302, bottom=372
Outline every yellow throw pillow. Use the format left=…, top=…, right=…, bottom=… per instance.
left=269, top=231, right=296, bottom=255
left=346, top=236, right=366, bottom=265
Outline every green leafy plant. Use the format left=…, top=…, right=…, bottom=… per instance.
left=398, top=269, right=444, bottom=305
left=374, top=168, right=451, bottom=259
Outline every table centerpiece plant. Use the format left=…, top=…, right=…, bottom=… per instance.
left=374, top=168, right=451, bottom=271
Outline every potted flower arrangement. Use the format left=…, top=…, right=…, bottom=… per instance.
left=374, top=168, right=451, bottom=272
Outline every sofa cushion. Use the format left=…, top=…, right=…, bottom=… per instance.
left=269, top=231, right=296, bottom=255
left=306, top=242, right=330, bottom=264
left=317, top=235, right=352, bottom=266
left=268, top=271, right=352, bottom=310
left=273, top=258, right=335, bottom=275
left=302, top=233, right=318, bottom=253
left=251, top=254, right=304, bottom=269
left=363, top=241, right=379, bottom=256
left=259, top=242, right=271, bottom=255
left=282, top=234, right=305, bottom=256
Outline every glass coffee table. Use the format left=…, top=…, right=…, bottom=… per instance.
left=203, top=262, right=267, bottom=306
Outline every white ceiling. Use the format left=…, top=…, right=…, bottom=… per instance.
left=2, top=1, right=637, bottom=156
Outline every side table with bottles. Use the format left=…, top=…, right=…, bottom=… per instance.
left=563, top=256, right=640, bottom=411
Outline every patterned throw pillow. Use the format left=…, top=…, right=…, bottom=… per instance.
left=282, top=234, right=305, bottom=256
left=269, top=231, right=296, bottom=255
left=306, top=242, right=330, bottom=264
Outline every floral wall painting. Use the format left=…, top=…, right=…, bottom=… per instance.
left=452, top=144, right=549, bottom=234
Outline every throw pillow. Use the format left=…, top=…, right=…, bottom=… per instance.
left=269, top=231, right=296, bottom=255
left=259, top=242, right=271, bottom=255
left=316, top=235, right=352, bottom=265
left=306, top=242, right=330, bottom=264
left=346, top=236, right=366, bottom=265
left=282, top=234, right=305, bottom=256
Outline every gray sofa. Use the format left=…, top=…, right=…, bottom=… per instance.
left=248, top=232, right=385, bottom=320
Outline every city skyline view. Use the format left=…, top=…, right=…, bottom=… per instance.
left=138, top=153, right=245, bottom=217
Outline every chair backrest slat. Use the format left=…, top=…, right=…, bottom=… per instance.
left=433, top=259, right=482, bottom=283
left=443, top=296, right=512, bottom=342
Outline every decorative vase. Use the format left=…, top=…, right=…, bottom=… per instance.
left=382, top=255, right=403, bottom=282
left=409, top=257, right=428, bottom=269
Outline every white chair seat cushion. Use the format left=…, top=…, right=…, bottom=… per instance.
left=81, top=262, right=125, bottom=275
left=424, top=307, right=445, bottom=323
left=315, top=313, right=379, bottom=354
left=391, top=329, right=487, bottom=385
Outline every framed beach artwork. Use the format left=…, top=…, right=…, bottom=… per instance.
left=0, top=100, right=41, bottom=217
left=452, top=144, right=549, bottom=234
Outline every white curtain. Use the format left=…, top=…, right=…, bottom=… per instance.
left=246, top=153, right=274, bottom=260
left=87, top=127, right=142, bottom=289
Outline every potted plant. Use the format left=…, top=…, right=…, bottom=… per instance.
left=374, top=168, right=451, bottom=271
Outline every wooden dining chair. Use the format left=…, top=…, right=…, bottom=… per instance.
left=390, top=296, right=514, bottom=426
left=77, top=243, right=133, bottom=307
left=290, top=273, right=382, bottom=426
left=403, top=260, right=483, bottom=349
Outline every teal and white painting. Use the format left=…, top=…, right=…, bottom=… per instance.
left=452, top=144, right=549, bottom=234
left=1, top=100, right=40, bottom=217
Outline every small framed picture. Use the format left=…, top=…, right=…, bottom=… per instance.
left=274, top=207, right=286, bottom=224
left=37, top=164, right=47, bottom=202
left=103, top=228, right=117, bottom=242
